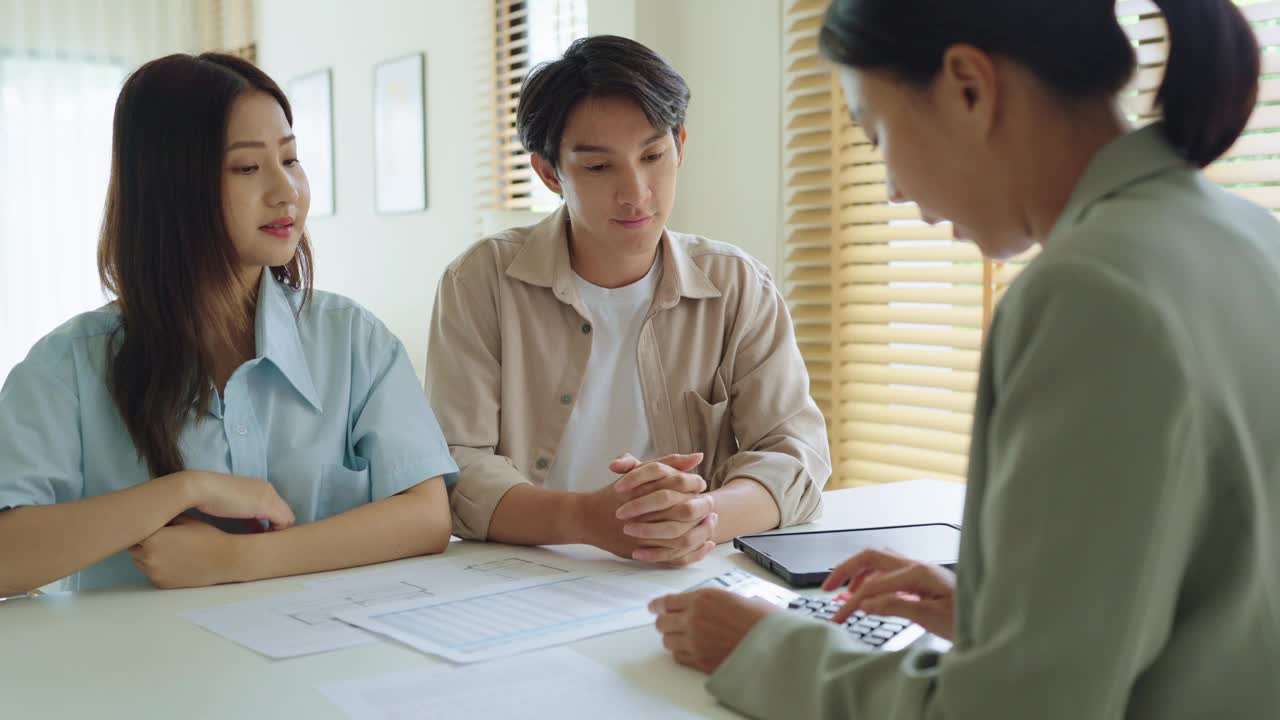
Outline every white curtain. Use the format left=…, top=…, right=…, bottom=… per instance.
left=0, top=0, right=203, bottom=384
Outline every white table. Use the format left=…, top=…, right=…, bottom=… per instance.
left=1, top=480, right=964, bottom=719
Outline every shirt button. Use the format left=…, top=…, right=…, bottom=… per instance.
left=581, top=323, right=592, bottom=334
left=560, top=394, right=573, bottom=406
left=535, top=457, right=549, bottom=471
left=236, top=425, right=248, bottom=436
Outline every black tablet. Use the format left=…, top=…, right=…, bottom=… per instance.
left=733, top=523, right=962, bottom=587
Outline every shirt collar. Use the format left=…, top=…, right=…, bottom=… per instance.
left=1048, top=123, right=1189, bottom=243
left=255, top=271, right=323, bottom=412
left=504, top=205, right=721, bottom=307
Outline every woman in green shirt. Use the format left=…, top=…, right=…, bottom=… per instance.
left=651, top=1, right=1280, bottom=717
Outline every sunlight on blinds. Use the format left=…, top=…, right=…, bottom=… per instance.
left=783, top=0, right=1274, bottom=488
left=488, top=0, right=587, bottom=212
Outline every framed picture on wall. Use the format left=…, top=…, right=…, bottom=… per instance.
left=287, top=68, right=336, bottom=217
left=373, top=52, right=427, bottom=213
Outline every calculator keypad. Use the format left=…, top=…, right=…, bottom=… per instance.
left=786, top=596, right=912, bottom=646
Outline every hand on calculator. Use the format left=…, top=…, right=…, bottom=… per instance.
left=823, top=548, right=956, bottom=641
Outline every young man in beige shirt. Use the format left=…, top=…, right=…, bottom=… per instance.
left=427, top=35, right=829, bottom=567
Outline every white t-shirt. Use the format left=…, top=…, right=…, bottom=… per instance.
left=544, top=262, right=660, bottom=493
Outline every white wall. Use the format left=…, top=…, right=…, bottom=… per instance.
left=586, top=0, right=636, bottom=38
left=593, top=0, right=785, bottom=277
left=256, top=0, right=488, bottom=380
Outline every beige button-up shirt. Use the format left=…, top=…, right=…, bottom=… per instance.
left=428, top=207, right=830, bottom=539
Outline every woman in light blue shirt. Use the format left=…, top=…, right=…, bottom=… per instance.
left=0, top=53, right=456, bottom=593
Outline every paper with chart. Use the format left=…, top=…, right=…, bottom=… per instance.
left=180, top=549, right=646, bottom=659
left=304, top=546, right=642, bottom=593
left=318, top=647, right=706, bottom=720
left=337, top=573, right=668, bottom=663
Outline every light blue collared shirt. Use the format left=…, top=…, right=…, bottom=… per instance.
left=0, top=274, right=457, bottom=590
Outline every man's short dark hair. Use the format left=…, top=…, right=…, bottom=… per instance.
left=516, top=35, right=691, bottom=170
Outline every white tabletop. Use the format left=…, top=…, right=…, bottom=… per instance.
left=1, top=479, right=964, bottom=719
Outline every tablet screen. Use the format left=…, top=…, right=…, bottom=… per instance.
left=741, top=524, right=961, bottom=578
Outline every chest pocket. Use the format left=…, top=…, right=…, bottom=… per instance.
left=683, top=370, right=737, bottom=483
left=318, top=460, right=371, bottom=519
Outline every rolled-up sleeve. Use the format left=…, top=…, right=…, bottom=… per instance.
left=718, top=270, right=830, bottom=527
left=0, top=344, right=85, bottom=511
left=427, top=258, right=530, bottom=539
left=350, top=319, right=457, bottom=501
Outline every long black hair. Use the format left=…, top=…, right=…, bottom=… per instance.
left=818, top=0, right=1260, bottom=168
left=98, top=53, right=314, bottom=477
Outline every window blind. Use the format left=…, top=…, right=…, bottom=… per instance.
left=489, top=0, right=587, bottom=211
left=783, top=0, right=1274, bottom=488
